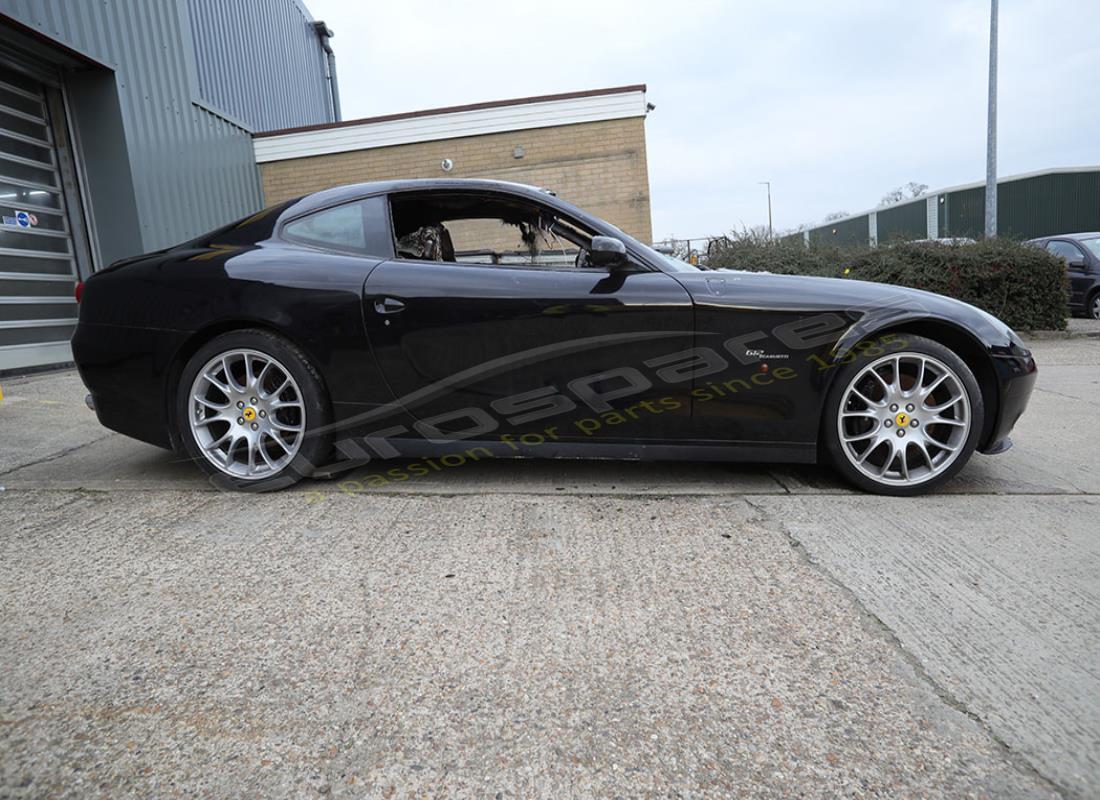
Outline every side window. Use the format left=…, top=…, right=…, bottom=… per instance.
left=444, top=218, right=576, bottom=268
left=389, top=192, right=596, bottom=270
left=283, top=201, right=366, bottom=252
left=1046, top=241, right=1085, bottom=265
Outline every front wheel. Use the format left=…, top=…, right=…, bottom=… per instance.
left=177, top=330, right=331, bottom=491
left=822, top=335, right=984, bottom=496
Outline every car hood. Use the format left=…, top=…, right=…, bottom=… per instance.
left=672, top=269, right=1025, bottom=352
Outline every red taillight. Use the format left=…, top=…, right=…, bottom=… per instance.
left=75, top=281, right=84, bottom=303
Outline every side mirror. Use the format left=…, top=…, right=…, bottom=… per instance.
left=588, top=236, right=628, bottom=269
left=1066, top=255, right=1086, bottom=270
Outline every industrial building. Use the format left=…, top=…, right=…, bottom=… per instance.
left=0, top=1, right=339, bottom=371
left=790, top=167, right=1100, bottom=247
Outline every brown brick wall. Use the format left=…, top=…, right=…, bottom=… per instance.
left=258, top=116, right=653, bottom=244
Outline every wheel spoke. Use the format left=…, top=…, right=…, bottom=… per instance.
left=194, top=394, right=230, bottom=411
left=267, top=430, right=293, bottom=454
left=851, top=388, right=883, bottom=408
left=914, top=440, right=934, bottom=469
left=255, top=359, right=273, bottom=390
left=925, top=395, right=962, bottom=413
left=263, top=376, right=291, bottom=401
left=927, top=436, right=961, bottom=453
left=202, top=372, right=231, bottom=396
left=868, top=368, right=891, bottom=394
left=920, top=372, right=949, bottom=400
left=204, top=430, right=232, bottom=452
left=856, top=438, right=885, bottom=465
left=843, top=424, right=880, bottom=443
left=222, top=356, right=244, bottom=392
left=910, top=358, right=926, bottom=396
left=194, top=414, right=229, bottom=428
left=928, top=415, right=967, bottom=427
left=842, top=410, right=877, bottom=420
left=259, top=442, right=279, bottom=469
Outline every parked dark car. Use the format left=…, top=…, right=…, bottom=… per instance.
left=1028, top=233, right=1100, bottom=319
left=72, top=179, right=1037, bottom=496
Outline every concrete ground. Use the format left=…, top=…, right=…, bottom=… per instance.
left=0, top=333, right=1096, bottom=798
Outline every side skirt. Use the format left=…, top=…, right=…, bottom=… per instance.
left=312, top=437, right=817, bottom=478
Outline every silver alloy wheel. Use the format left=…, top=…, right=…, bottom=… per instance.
left=188, top=348, right=305, bottom=480
left=837, top=352, right=971, bottom=486
left=1091, top=294, right=1100, bottom=320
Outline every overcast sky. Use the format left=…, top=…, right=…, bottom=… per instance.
left=306, top=0, right=1098, bottom=242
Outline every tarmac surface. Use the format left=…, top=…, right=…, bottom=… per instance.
left=0, top=329, right=1096, bottom=797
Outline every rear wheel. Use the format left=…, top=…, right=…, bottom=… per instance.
left=1089, top=291, right=1100, bottom=320
left=823, top=335, right=983, bottom=496
left=177, top=330, right=330, bottom=491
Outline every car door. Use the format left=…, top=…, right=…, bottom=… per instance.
left=362, top=205, right=695, bottom=444
left=1046, top=240, right=1090, bottom=308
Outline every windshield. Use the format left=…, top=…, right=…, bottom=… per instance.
left=655, top=252, right=703, bottom=272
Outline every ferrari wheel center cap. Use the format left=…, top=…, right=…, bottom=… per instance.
left=243, top=406, right=257, bottom=422
left=895, top=412, right=910, bottom=427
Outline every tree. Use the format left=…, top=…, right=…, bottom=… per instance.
left=880, top=182, right=929, bottom=206
left=823, top=211, right=850, bottom=222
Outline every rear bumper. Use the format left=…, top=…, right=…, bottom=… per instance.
left=979, top=352, right=1037, bottom=455
left=72, top=322, right=189, bottom=450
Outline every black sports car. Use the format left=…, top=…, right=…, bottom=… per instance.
left=72, top=179, right=1037, bottom=495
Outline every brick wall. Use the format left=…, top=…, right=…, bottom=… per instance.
left=258, top=116, right=653, bottom=244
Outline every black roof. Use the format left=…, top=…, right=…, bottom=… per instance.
left=283, top=178, right=609, bottom=233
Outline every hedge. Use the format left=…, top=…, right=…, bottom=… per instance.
left=704, top=237, right=1068, bottom=331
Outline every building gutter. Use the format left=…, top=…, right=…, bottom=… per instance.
left=312, top=21, right=341, bottom=123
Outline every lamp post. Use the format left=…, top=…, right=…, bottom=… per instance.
left=985, top=0, right=998, bottom=238
left=759, top=181, right=773, bottom=239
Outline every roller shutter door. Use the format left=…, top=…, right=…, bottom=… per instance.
left=0, top=62, right=79, bottom=371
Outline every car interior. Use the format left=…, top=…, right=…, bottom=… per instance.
left=389, top=192, right=602, bottom=268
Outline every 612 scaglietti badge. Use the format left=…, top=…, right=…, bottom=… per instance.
left=72, top=179, right=1037, bottom=495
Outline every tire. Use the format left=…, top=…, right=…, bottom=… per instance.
left=176, top=329, right=331, bottom=492
left=822, top=334, right=984, bottom=496
left=1089, top=291, right=1100, bottom=320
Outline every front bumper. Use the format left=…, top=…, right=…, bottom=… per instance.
left=978, top=352, right=1038, bottom=455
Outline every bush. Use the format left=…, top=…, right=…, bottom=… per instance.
left=704, top=237, right=1068, bottom=331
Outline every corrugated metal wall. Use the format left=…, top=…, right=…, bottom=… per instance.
left=940, top=174, right=1100, bottom=240
left=796, top=170, right=1100, bottom=247
left=876, top=199, right=926, bottom=243
left=0, top=0, right=259, bottom=257
left=0, top=0, right=333, bottom=259
left=809, top=214, right=868, bottom=247
left=939, top=187, right=984, bottom=241
left=187, top=0, right=334, bottom=132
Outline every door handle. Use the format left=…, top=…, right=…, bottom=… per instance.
left=373, top=297, right=406, bottom=315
